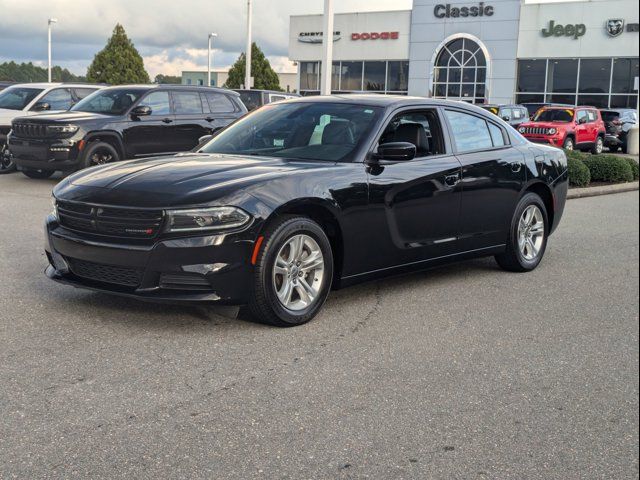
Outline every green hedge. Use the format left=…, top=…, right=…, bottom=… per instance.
left=625, top=158, right=639, bottom=181
left=581, top=155, right=634, bottom=183
left=567, top=156, right=591, bottom=187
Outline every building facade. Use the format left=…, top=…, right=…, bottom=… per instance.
left=181, top=70, right=298, bottom=93
left=288, top=0, right=639, bottom=107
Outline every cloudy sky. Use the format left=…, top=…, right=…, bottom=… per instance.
left=0, top=0, right=576, bottom=78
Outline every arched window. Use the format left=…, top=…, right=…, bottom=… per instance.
left=433, top=38, right=487, bottom=104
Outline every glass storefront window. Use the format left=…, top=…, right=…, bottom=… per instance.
left=577, top=94, right=609, bottom=108
left=364, top=61, right=386, bottom=91
left=516, top=93, right=545, bottom=104
left=331, top=62, right=340, bottom=91
left=547, top=94, right=577, bottom=105
left=547, top=59, right=578, bottom=93
left=517, top=59, right=547, bottom=93
left=612, top=58, right=640, bottom=93
left=579, top=59, right=611, bottom=94
left=387, top=61, right=409, bottom=92
left=433, top=37, right=487, bottom=104
left=340, top=61, right=363, bottom=91
left=610, top=95, right=638, bottom=108
left=300, top=62, right=319, bottom=91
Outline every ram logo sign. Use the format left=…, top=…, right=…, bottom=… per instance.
left=606, top=19, right=625, bottom=37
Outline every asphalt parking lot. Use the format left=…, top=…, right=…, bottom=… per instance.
left=0, top=173, right=638, bottom=479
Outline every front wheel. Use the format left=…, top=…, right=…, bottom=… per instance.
left=80, top=141, right=120, bottom=170
left=495, top=193, right=548, bottom=272
left=248, top=216, right=334, bottom=327
left=0, top=143, right=16, bottom=174
left=591, top=136, right=604, bottom=155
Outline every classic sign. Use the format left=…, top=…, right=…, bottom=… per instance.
left=541, top=20, right=586, bottom=39
left=434, top=2, right=494, bottom=18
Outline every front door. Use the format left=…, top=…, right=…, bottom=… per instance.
left=443, top=108, right=526, bottom=251
left=124, top=90, right=175, bottom=157
left=575, top=110, right=590, bottom=145
left=364, top=108, right=462, bottom=273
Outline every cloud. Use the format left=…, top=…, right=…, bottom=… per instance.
left=0, top=0, right=410, bottom=76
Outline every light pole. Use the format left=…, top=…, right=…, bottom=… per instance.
left=245, top=0, right=252, bottom=89
left=207, top=33, right=217, bottom=87
left=320, top=0, right=334, bottom=95
left=47, top=18, right=58, bottom=83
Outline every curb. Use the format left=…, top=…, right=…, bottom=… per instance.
left=568, top=181, right=639, bottom=199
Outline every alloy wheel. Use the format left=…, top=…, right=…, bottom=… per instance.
left=272, top=234, right=325, bottom=311
left=564, top=139, right=574, bottom=151
left=596, top=137, right=603, bottom=154
left=90, top=149, right=113, bottom=166
left=518, top=205, right=545, bottom=261
left=0, top=144, right=14, bottom=171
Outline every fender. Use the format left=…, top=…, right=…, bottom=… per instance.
left=83, top=130, right=126, bottom=159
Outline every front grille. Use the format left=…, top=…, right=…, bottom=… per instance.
left=522, top=126, right=552, bottom=136
left=159, top=273, right=213, bottom=291
left=66, top=258, right=143, bottom=287
left=11, top=122, right=50, bottom=138
left=57, top=201, right=164, bottom=239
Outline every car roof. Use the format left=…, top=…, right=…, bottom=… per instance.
left=5, top=82, right=100, bottom=89
left=100, top=84, right=240, bottom=96
left=286, top=94, right=486, bottom=109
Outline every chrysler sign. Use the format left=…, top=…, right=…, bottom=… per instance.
left=298, top=31, right=341, bottom=44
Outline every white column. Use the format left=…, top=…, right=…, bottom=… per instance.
left=47, top=18, right=57, bottom=83
left=320, top=0, right=334, bottom=95
left=245, top=0, right=252, bottom=89
left=207, top=33, right=217, bottom=87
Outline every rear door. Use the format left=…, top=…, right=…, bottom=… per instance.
left=202, top=91, right=240, bottom=133
left=444, top=108, right=526, bottom=251
left=123, top=90, right=174, bottom=157
left=171, top=90, right=209, bottom=151
left=575, top=110, right=590, bottom=144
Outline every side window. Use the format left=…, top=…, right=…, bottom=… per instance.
left=445, top=110, right=494, bottom=152
left=204, top=93, right=236, bottom=113
left=140, top=91, right=171, bottom=116
left=378, top=110, right=446, bottom=157
left=512, top=109, right=523, bottom=120
left=38, top=88, right=74, bottom=110
left=73, top=88, right=97, bottom=101
left=587, top=110, right=597, bottom=122
left=488, top=122, right=506, bottom=147
left=501, top=108, right=513, bottom=119
left=172, top=91, right=203, bottom=114
left=576, top=110, right=589, bottom=124
left=269, top=94, right=287, bottom=103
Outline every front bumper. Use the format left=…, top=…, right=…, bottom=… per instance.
left=9, top=135, right=83, bottom=171
left=524, top=135, right=564, bottom=148
left=44, top=215, right=256, bottom=304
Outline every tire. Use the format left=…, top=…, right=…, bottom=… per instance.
left=248, top=216, right=334, bottom=327
left=0, top=143, right=16, bottom=174
left=591, top=136, right=604, bottom=155
left=562, top=136, right=574, bottom=151
left=22, top=168, right=55, bottom=179
left=495, top=192, right=549, bottom=273
left=80, top=141, right=119, bottom=170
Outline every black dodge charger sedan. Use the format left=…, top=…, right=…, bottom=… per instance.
left=9, top=85, right=246, bottom=178
left=45, top=96, right=568, bottom=326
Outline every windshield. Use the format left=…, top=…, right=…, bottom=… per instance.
left=71, top=89, right=146, bottom=115
left=533, top=109, right=574, bottom=123
left=238, top=91, right=263, bottom=111
left=200, top=102, right=383, bottom=162
left=0, top=87, right=43, bottom=111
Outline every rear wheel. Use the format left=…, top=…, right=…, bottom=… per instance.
left=0, top=143, right=16, bottom=174
left=563, top=137, right=574, bottom=151
left=80, top=141, right=119, bottom=170
left=22, top=168, right=55, bottom=179
left=496, top=192, right=548, bottom=272
left=248, top=216, right=333, bottom=327
left=591, top=136, right=604, bottom=155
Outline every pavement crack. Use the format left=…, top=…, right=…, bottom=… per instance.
left=351, top=282, right=382, bottom=333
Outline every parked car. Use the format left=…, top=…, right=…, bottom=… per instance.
left=234, top=89, right=299, bottom=111
left=9, top=85, right=247, bottom=178
left=0, top=82, right=101, bottom=174
left=45, top=95, right=568, bottom=327
left=481, top=104, right=529, bottom=128
left=521, top=102, right=573, bottom=119
left=517, top=105, right=606, bottom=153
left=600, top=108, right=638, bottom=153
left=0, top=81, right=15, bottom=92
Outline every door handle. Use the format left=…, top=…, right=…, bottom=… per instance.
left=445, top=173, right=460, bottom=186
left=511, top=162, right=523, bottom=173
left=205, top=117, right=215, bottom=122
left=162, top=118, right=173, bottom=124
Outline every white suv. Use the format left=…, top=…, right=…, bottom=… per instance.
left=0, top=83, right=102, bottom=173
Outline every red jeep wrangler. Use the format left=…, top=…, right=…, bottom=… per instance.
left=518, top=106, right=606, bottom=153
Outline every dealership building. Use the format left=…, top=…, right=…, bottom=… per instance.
left=288, top=0, right=639, bottom=108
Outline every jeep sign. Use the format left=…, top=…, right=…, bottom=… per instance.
left=541, top=20, right=587, bottom=40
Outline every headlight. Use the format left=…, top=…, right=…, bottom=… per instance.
left=548, top=128, right=557, bottom=135
left=165, top=207, right=251, bottom=232
left=518, top=127, right=526, bottom=133
left=47, top=124, right=78, bottom=135
left=51, top=197, right=59, bottom=221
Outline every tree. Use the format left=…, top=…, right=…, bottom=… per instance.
left=0, top=61, right=84, bottom=82
left=86, top=24, right=149, bottom=84
left=154, top=74, right=181, bottom=84
left=224, top=43, right=281, bottom=91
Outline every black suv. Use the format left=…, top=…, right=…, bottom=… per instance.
left=600, top=108, right=638, bottom=153
left=234, top=89, right=299, bottom=111
left=9, top=85, right=246, bottom=178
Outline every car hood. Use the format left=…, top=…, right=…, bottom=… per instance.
left=520, top=121, right=569, bottom=129
left=13, top=111, right=111, bottom=124
left=54, top=153, right=336, bottom=208
left=0, top=107, right=22, bottom=125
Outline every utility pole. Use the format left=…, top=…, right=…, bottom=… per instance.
left=207, top=33, right=217, bottom=87
left=320, top=0, right=334, bottom=95
left=48, top=18, right=58, bottom=83
left=245, top=0, right=252, bottom=89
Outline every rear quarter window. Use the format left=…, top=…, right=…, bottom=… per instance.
left=172, top=91, right=203, bottom=114
left=203, top=93, right=236, bottom=114
left=445, top=110, right=494, bottom=152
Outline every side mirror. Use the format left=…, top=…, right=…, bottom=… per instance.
left=502, top=115, right=511, bottom=122
left=198, top=134, right=213, bottom=145
left=131, top=105, right=152, bottom=117
left=578, top=117, right=587, bottom=125
left=31, top=102, right=51, bottom=112
left=376, top=142, right=416, bottom=162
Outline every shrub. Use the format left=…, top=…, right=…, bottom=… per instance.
left=624, top=158, right=639, bottom=180
left=567, top=156, right=591, bottom=187
left=582, top=155, right=634, bottom=183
